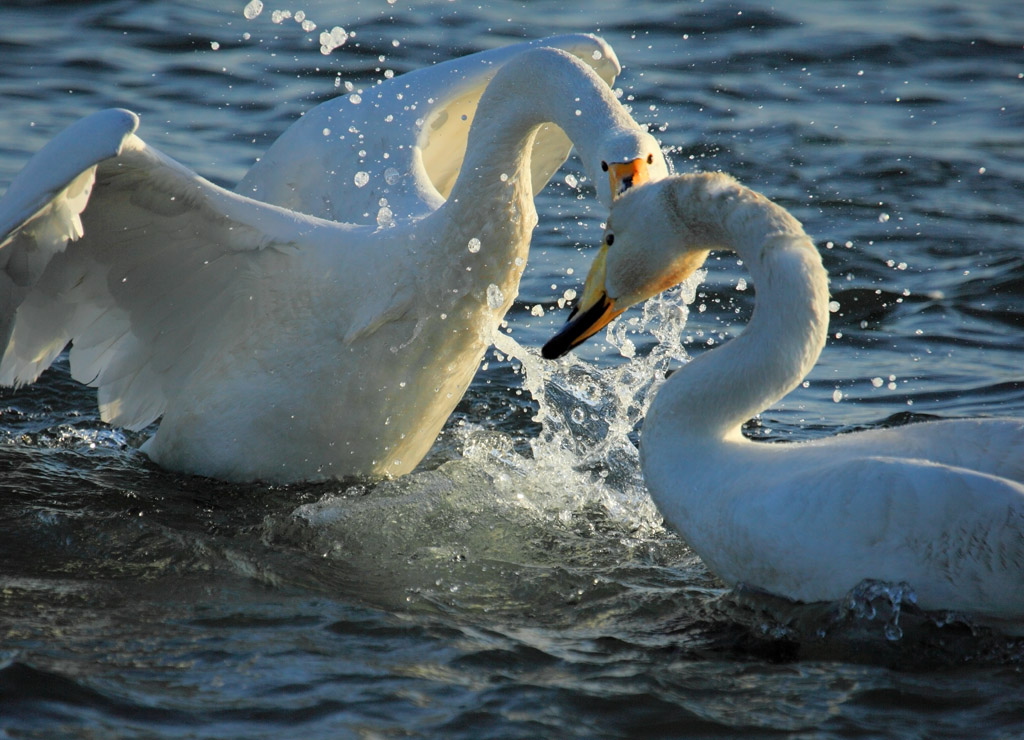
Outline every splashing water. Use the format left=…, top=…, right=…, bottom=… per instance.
left=839, top=579, right=919, bottom=642
left=278, top=271, right=703, bottom=612
left=320, top=26, right=349, bottom=55
left=376, top=205, right=395, bottom=228
left=482, top=271, right=703, bottom=526
left=485, top=283, right=504, bottom=310
left=242, top=0, right=263, bottom=20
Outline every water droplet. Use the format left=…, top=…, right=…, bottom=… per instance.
left=832, top=389, right=843, bottom=403
left=878, top=212, right=890, bottom=223
left=530, top=305, right=545, bottom=317
left=736, top=278, right=747, bottom=291
left=592, top=49, right=603, bottom=60
left=209, top=41, right=220, bottom=50
left=320, top=26, right=348, bottom=55
left=384, top=167, right=400, bottom=185
left=353, top=171, right=369, bottom=187
left=467, top=237, right=481, bottom=254
left=499, top=173, right=509, bottom=182
left=350, top=93, right=362, bottom=104
left=514, top=257, right=524, bottom=267
left=486, top=284, right=505, bottom=310
left=564, top=173, right=578, bottom=188
left=243, top=0, right=263, bottom=19
left=377, top=206, right=395, bottom=228
left=563, top=288, right=577, bottom=301
left=571, top=408, right=586, bottom=424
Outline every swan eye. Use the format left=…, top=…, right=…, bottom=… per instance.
left=646, top=153, right=654, bottom=165
left=601, top=161, right=609, bottom=172
left=606, top=233, right=615, bottom=246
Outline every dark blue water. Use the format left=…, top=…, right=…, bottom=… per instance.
left=2, top=1, right=1024, bottom=737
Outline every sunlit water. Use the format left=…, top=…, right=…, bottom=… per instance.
left=2, top=1, right=1024, bottom=737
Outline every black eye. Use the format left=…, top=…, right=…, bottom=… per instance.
left=601, top=161, right=609, bottom=172
left=647, top=153, right=654, bottom=164
left=606, top=233, right=615, bottom=246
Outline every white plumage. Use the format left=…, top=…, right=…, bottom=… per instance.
left=0, top=36, right=668, bottom=482
left=545, top=172, right=1024, bottom=625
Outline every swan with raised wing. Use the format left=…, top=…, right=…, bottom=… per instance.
left=0, top=36, right=668, bottom=483
left=544, top=172, right=1024, bottom=623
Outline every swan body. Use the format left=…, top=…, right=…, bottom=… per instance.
left=545, top=173, right=1024, bottom=623
left=0, top=37, right=669, bottom=483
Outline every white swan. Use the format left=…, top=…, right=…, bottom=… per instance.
left=0, top=36, right=669, bottom=483
left=544, top=172, right=1024, bottom=624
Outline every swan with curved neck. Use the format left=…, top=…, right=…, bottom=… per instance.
left=545, top=172, right=1024, bottom=624
left=0, top=40, right=667, bottom=483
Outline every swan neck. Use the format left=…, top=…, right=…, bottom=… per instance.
left=425, top=49, right=638, bottom=308
left=445, top=49, right=632, bottom=213
left=651, top=196, right=829, bottom=441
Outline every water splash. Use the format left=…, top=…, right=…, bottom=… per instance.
left=376, top=205, right=395, bottom=228
left=481, top=273, right=701, bottom=525
left=242, top=0, right=263, bottom=20
left=485, top=284, right=504, bottom=310
left=838, top=579, right=918, bottom=641
left=319, top=26, right=349, bottom=55
left=270, top=267, right=704, bottom=614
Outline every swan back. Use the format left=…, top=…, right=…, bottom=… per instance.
left=236, top=34, right=623, bottom=224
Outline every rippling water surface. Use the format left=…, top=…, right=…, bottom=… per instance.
left=2, top=1, right=1024, bottom=737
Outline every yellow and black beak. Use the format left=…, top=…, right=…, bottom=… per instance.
left=607, top=157, right=650, bottom=199
left=545, top=156, right=654, bottom=359
left=541, top=244, right=625, bottom=359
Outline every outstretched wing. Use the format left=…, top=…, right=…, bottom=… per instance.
left=236, top=33, right=623, bottom=224
left=0, top=109, right=351, bottom=430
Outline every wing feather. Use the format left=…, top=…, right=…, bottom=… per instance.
left=0, top=113, right=359, bottom=430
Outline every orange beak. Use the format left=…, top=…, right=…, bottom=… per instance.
left=607, top=158, right=649, bottom=199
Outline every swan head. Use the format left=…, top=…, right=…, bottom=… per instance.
left=592, top=137, right=670, bottom=206
left=543, top=174, right=719, bottom=359
left=603, top=153, right=658, bottom=199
